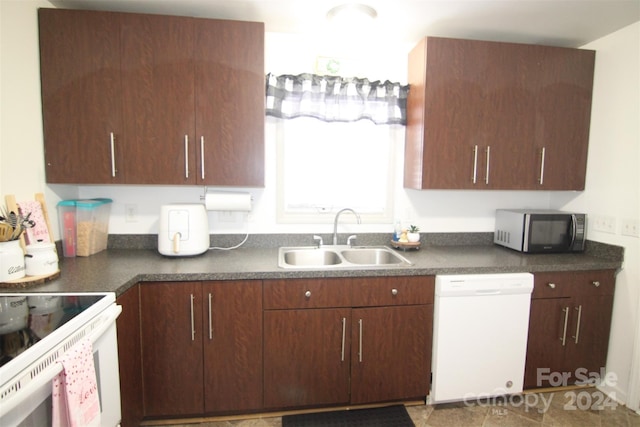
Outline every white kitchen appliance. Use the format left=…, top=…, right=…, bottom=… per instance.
left=431, top=273, right=534, bottom=403
left=158, top=203, right=209, bottom=256
left=0, top=292, right=122, bottom=426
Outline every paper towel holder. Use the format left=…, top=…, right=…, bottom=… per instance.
left=201, top=188, right=253, bottom=212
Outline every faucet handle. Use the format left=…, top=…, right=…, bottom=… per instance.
left=313, top=235, right=323, bottom=248
left=347, top=235, right=357, bottom=247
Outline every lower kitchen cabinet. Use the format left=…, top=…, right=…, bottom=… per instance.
left=524, top=270, right=615, bottom=389
left=263, top=276, right=434, bottom=410
left=263, top=308, right=352, bottom=408
left=350, top=305, right=432, bottom=404
left=140, top=280, right=262, bottom=418
left=116, top=285, right=143, bottom=427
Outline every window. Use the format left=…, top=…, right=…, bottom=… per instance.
left=276, top=117, right=399, bottom=223
left=266, top=73, right=408, bottom=224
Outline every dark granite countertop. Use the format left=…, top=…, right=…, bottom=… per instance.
left=0, top=234, right=623, bottom=296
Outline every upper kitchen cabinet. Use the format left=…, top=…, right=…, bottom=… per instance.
left=194, top=18, right=265, bottom=187
left=38, top=9, right=124, bottom=184
left=404, top=37, right=595, bottom=190
left=119, top=13, right=196, bottom=184
left=38, top=9, right=265, bottom=186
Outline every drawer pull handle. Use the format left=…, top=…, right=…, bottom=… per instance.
left=190, top=294, right=196, bottom=341
left=573, top=305, right=583, bottom=344
left=184, top=135, right=189, bottom=179
left=304, top=290, right=311, bottom=298
left=548, top=283, right=556, bottom=289
left=358, top=318, right=363, bottom=363
left=110, top=132, right=117, bottom=177
left=593, top=281, right=600, bottom=287
left=208, top=292, right=213, bottom=341
left=391, top=288, right=398, bottom=296
left=340, top=317, right=346, bottom=362
left=560, top=306, right=569, bottom=346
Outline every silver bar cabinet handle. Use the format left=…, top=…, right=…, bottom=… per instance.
left=208, top=293, right=213, bottom=340
left=485, top=146, right=491, bottom=185
left=110, top=132, right=116, bottom=177
left=190, top=294, right=195, bottom=341
left=573, top=305, right=583, bottom=344
left=200, top=136, right=205, bottom=180
left=358, top=318, right=363, bottom=362
left=539, top=147, right=546, bottom=185
left=472, top=145, right=478, bottom=184
left=340, top=317, right=346, bottom=362
left=561, top=306, right=570, bottom=346
left=184, top=135, right=189, bottom=179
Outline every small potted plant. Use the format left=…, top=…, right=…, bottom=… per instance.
left=407, top=225, right=420, bottom=243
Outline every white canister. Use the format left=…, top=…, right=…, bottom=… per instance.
left=24, top=242, right=59, bottom=276
left=0, top=240, right=26, bottom=282
left=0, top=296, right=28, bottom=334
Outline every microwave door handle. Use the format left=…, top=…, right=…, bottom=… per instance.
left=569, top=214, right=577, bottom=249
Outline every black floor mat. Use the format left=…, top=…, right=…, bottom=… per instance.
left=282, top=405, right=415, bottom=427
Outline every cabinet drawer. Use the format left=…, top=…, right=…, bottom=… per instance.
left=532, top=270, right=615, bottom=299
left=264, top=278, right=351, bottom=309
left=351, top=276, right=434, bottom=307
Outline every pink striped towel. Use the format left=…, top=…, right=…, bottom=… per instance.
left=52, top=338, right=101, bottom=427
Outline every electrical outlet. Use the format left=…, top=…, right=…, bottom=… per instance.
left=592, top=215, right=617, bottom=234
left=125, top=204, right=138, bottom=223
left=218, top=211, right=237, bottom=223
left=621, top=219, right=639, bottom=237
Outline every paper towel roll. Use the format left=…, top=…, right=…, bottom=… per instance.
left=205, top=191, right=252, bottom=211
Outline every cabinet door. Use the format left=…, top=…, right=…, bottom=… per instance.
left=524, top=297, right=571, bottom=388
left=406, top=37, right=482, bottom=189
left=203, top=281, right=262, bottom=413
left=120, top=13, right=196, bottom=184
left=407, top=38, right=537, bottom=189
left=534, top=47, right=595, bottom=190
left=140, top=282, right=203, bottom=417
left=351, top=305, right=432, bottom=404
left=194, top=19, right=265, bottom=186
left=38, top=9, right=124, bottom=184
left=263, top=309, right=351, bottom=409
left=565, top=294, right=614, bottom=381
left=116, top=285, right=143, bottom=427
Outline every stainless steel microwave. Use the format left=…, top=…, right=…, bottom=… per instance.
left=494, top=209, right=586, bottom=253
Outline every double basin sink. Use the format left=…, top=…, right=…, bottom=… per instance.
left=278, top=245, right=413, bottom=269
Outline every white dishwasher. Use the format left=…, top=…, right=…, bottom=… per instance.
left=431, top=273, right=534, bottom=403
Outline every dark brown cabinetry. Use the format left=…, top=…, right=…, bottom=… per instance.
left=524, top=270, right=615, bottom=389
left=116, top=285, right=143, bottom=427
left=405, top=37, right=595, bottom=190
left=140, top=281, right=262, bottom=418
left=263, top=276, right=433, bottom=410
left=38, top=9, right=264, bottom=186
left=38, top=9, right=124, bottom=184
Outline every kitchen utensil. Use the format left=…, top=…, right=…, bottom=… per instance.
left=0, top=223, right=13, bottom=242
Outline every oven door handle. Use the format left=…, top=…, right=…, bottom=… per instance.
left=0, top=304, right=122, bottom=419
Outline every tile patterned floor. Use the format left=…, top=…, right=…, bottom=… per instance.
left=162, top=389, right=640, bottom=427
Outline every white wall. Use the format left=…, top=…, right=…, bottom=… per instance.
left=0, top=0, right=56, bottom=199
left=552, top=22, right=640, bottom=409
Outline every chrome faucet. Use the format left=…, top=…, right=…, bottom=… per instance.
left=333, top=208, right=361, bottom=245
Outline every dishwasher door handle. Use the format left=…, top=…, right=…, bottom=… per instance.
left=475, top=289, right=501, bottom=295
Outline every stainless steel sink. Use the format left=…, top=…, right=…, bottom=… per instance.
left=282, top=248, right=342, bottom=267
left=278, top=245, right=412, bottom=269
left=340, top=248, right=407, bottom=265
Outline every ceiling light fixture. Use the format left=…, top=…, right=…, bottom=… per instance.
left=326, top=3, right=378, bottom=23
